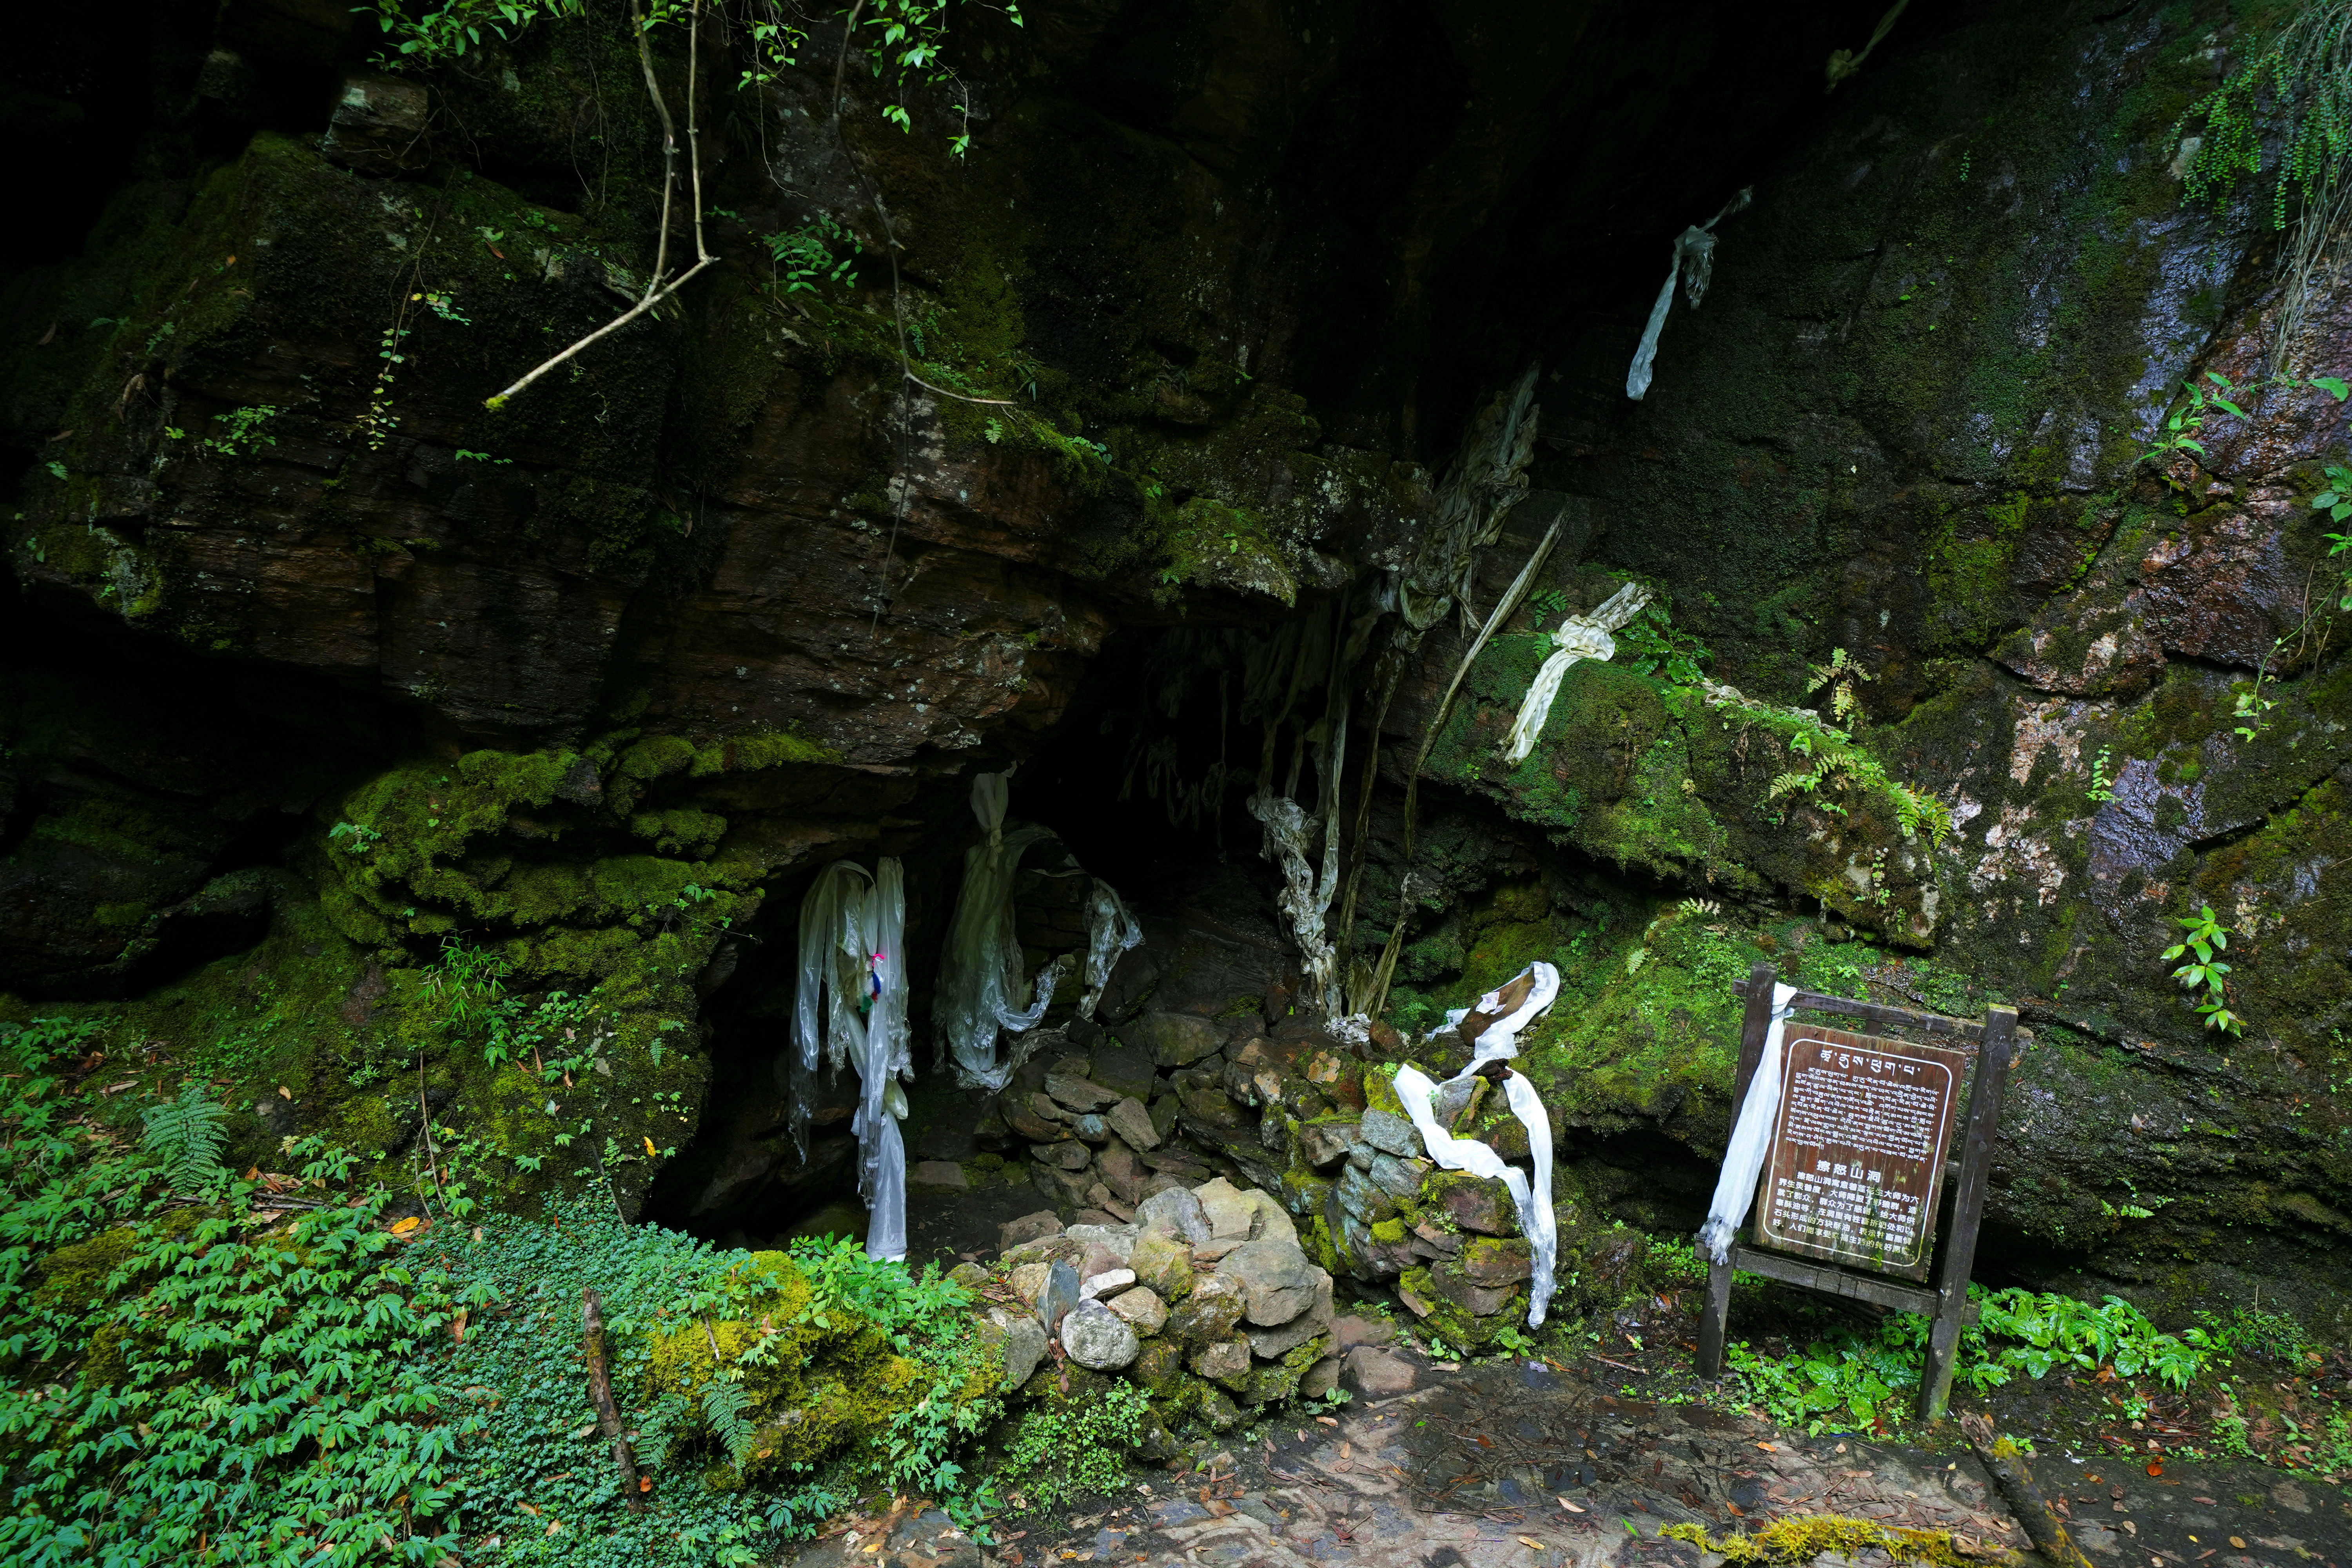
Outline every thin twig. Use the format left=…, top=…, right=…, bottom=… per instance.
left=417, top=1056, right=448, bottom=1218
left=584, top=1287, right=646, bottom=1513
left=1366, top=521, right=1563, bottom=1017
left=634, top=0, right=679, bottom=295
left=483, top=1, right=714, bottom=408
left=830, top=0, right=868, bottom=127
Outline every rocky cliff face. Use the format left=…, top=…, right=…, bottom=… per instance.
left=2, top=0, right=2348, bottom=1329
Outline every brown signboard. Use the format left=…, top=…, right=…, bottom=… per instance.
left=1754, top=1026, right=1966, bottom=1279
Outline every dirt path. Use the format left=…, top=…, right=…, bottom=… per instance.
left=783, top=1337, right=2352, bottom=1568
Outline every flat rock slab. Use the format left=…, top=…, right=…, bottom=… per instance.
left=1342, top=1344, right=1416, bottom=1396
left=1123, top=1012, right=1228, bottom=1067
left=998, top=1210, right=1063, bottom=1250
left=777, top=1343, right=2343, bottom=1568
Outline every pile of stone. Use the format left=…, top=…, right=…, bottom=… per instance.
left=980, top=1025, right=1218, bottom=1220
left=973, top=1177, right=1339, bottom=1433
left=984, top=1004, right=1553, bottom=1351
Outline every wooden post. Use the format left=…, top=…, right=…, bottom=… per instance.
left=1698, top=962, right=1780, bottom=1379
left=1918, top=1004, right=2016, bottom=1421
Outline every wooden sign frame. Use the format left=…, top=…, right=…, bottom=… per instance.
left=1695, top=962, right=2018, bottom=1422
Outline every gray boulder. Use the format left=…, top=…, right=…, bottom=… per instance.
left=1048, top=1073, right=1124, bottom=1112
left=1107, top=1285, right=1168, bottom=1335
left=1368, top=1152, right=1430, bottom=1199
left=1060, top=1299, right=1141, bottom=1371
left=1089, top=1045, right=1160, bottom=1102
left=1166, top=1273, right=1246, bottom=1344
left=1063, top=1221, right=1139, bottom=1263
left=1247, top=1270, right=1333, bottom=1357
left=1136, top=1185, right=1212, bottom=1245
left=1105, top=1096, right=1161, bottom=1151
left=986, top=1309, right=1049, bottom=1391
left=1359, top=1107, right=1422, bottom=1158
left=1035, top=1260, right=1081, bottom=1333
left=1122, top=1013, right=1226, bottom=1068
left=1129, top=1231, right=1195, bottom=1300
left=1296, top=1120, right=1359, bottom=1169
left=1192, top=1177, right=1256, bottom=1241
left=1189, top=1334, right=1252, bottom=1388
left=1342, top=1344, right=1416, bottom=1397
left=1217, top=1238, right=1319, bottom=1326
left=998, top=1211, right=1063, bottom=1251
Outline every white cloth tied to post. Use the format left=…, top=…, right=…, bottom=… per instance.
left=1696, top=981, right=1798, bottom=1265
left=1501, top=583, right=1654, bottom=765
left=1392, top=962, right=1562, bottom=1328
left=936, top=770, right=1062, bottom=1091
left=795, top=858, right=913, bottom=1261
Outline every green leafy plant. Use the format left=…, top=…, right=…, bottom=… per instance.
left=1615, top=601, right=1712, bottom=687
left=2174, top=7, right=2352, bottom=230
left=2315, top=461, right=2352, bottom=609
left=2141, top=372, right=2347, bottom=472
left=1764, top=719, right=1952, bottom=844
left=2140, top=371, right=2249, bottom=467
left=1727, top=1287, right=2223, bottom=1435
left=328, top=819, right=385, bottom=854
left=701, top=1373, right=758, bottom=1469
left=201, top=403, right=279, bottom=457
left=2162, top=904, right=2244, bottom=1036
left=139, top=1084, right=230, bottom=1195
left=2085, top=744, right=2118, bottom=803
left=995, top=1381, right=1149, bottom=1512
left=1804, top=647, right=1874, bottom=724
left=766, top=212, right=860, bottom=295
left=2233, top=646, right=2284, bottom=742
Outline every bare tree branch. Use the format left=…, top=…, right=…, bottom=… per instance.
left=484, top=0, right=713, bottom=409
left=583, top=1287, right=645, bottom=1513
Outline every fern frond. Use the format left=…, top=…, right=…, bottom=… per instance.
left=141, top=1086, right=229, bottom=1195
left=701, top=1374, right=757, bottom=1469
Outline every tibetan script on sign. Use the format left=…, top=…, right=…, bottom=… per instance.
left=1755, top=1026, right=1965, bottom=1279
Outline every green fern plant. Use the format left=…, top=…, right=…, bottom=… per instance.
left=1804, top=647, right=1875, bottom=724
left=701, top=1373, right=757, bottom=1471
left=141, top=1085, right=230, bottom=1195
left=1766, top=723, right=1953, bottom=844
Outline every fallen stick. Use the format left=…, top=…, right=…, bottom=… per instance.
left=583, top=1287, right=645, bottom=1513
left=1958, top=1412, right=2087, bottom=1568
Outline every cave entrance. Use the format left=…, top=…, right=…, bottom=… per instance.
left=638, top=615, right=1312, bottom=1267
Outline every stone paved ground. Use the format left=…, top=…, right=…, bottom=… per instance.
left=781, top=1335, right=2352, bottom=1568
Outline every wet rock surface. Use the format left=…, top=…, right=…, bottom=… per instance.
left=779, top=1349, right=2352, bottom=1568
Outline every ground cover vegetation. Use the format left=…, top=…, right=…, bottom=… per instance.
left=0, top=1013, right=1023, bottom=1567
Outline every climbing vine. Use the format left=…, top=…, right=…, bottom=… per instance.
left=2172, top=1, right=2352, bottom=229
left=2171, top=2, right=2352, bottom=372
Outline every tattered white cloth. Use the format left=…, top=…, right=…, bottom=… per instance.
left=1079, top=878, right=1143, bottom=1020
left=1624, top=187, right=1752, bottom=401
left=795, top=858, right=913, bottom=1261
left=935, top=771, right=1061, bottom=1091
left=1501, top=583, right=1654, bottom=764
left=1696, top=981, right=1798, bottom=1265
left=1392, top=962, right=1563, bottom=1327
